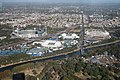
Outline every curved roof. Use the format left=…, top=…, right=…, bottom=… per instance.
left=41, top=40, right=62, bottom=48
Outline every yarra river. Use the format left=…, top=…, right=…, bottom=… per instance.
left=0, top=40, right=120, bottom=72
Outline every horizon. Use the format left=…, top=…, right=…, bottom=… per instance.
left=2, top=0, right=120, bottom=4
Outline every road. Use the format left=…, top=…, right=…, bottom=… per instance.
left=0, top=40, right=28, bottom=49
left=85, top=40, right=120, bottom=49
left=0, top=39, right=119, bottom=69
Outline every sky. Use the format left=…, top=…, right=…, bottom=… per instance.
left=2, top=0, right=120, bottom=3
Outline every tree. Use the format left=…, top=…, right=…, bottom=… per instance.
left=32, top=70, right=37, bottom=75
left=75, top=63, right=81, bottom=72
left=26, top=75, right=37, bottom=80
left=63, top=76, right=69, bottom=80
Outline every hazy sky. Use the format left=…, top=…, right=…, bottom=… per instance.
left=2, top=0, right=120, bottom=3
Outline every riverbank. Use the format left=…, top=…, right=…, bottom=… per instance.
left=0, top=39, right=120, bottom=70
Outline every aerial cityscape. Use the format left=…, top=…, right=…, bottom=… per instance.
left=0, top=0, right=120, bottom=80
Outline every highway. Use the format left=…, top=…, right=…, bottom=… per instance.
left=0, top=39, right=119, bottom=69
left=85, top=40, right=120, bottom=49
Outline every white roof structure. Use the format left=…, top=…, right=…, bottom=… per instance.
left=41, top=40, right=62, bottom=48
left=85, top=29, right=111, bottom=39
left=11, top=27, right=47, bottom=39
left=59, top=33, right=79, bottom=39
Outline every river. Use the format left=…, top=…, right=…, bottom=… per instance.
left=0, top=41, right=119, bottom=72
left=0, top=50, right=81, bottom=72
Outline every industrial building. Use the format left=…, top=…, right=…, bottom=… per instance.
left=63, top=40, right=78, bottom=48
left=11, top=27, right=47, bottom=39
left=26, top=48, right=45, bottom=56
left=85, top=29, right=111, bottom=40
left=31, top=36, right=79, bottom=55
left=59, top=33, right=79, bottom=40
left=40, top=40, right=63, bottom=51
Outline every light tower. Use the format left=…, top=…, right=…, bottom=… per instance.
left=79, top=11, right=85, bottom=55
